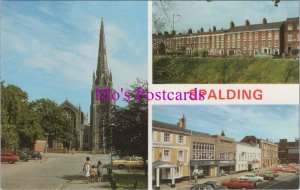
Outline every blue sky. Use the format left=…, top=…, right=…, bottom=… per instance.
left=1, top=1, right=148, bottom=115
left=153, top=1, right=299, bottom=33
left=153, top=105, right=299, bottom=142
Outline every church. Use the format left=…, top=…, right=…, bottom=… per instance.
left=54, top=19, right=114, bottom=152
left=89, top=19, right=115, bottom=153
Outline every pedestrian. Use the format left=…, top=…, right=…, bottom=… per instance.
left=97, top=161, right=103, bottom=182
left=83, top=156, right=91, bottom=183
left=193, top=168, right=199, bottom=184
left=38, top=152, right=43, bottom=163
left=90, top=165, right=97, bottom=183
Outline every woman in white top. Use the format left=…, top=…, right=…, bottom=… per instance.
left=83, top=157, right=91, bottom=183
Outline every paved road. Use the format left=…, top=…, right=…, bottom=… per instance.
left=1, top=153, right=110, bottom=190
left=256, top=173, right=299, bottom=189
left=158, top=170, right=299, bottom=189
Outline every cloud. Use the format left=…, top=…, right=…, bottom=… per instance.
left=153, top=105, right=299, bottom=142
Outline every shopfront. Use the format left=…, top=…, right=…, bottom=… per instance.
left=217, top=160, right=236, bottom=174
left=190, top=160, right=218, bottom=177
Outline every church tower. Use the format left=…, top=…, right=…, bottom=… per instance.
left=90, top=19, right=114, bottom=152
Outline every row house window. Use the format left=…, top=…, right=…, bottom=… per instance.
left=232, top=42, right=235, bottom=48
left=178, top=135, right=184, bottom=144
left=227, top=42, right=231, bottom=48
left=288, top=24, right=293, bottom=30
left=237, top=33, right=240, bottom=40
left=255, top=41, right=258, bottom=48
left=163, top=149, right=170, bottom=161
left=206, top=37, right=209, bottom=43
left=221, top=42, right=224, bottom=48
left=221, top=35, right=224, bottom=41
left=228, top=34, right=231, bottom=41
left=244, top=41, right=247, bottom=48
left=275, top=40, right=279, bottom=47
left=268, top=40, right=272, bottom=47
left=249, top=41, right=252, bottom=49
left=288, top=34, right=292, bottom=41
left=164, top=133, right=170, bottom=142
left=178, top=150, right=184, bottom=161
left=232, top=34, right=235, bottom=40
left=275, top=31, right=279, bottom=38
left=220, top=152, right=234, bottom=160
left=192, top=142, right=215, bottom=160
left=237, top=42, right=240, bottom=48
left=268, top=31, right=272, bottom=39
left=255, top=32, right=258, bottom=39
left=244, top=33, right=247, bottom=39
left=262, top=32, right=265, bottom=39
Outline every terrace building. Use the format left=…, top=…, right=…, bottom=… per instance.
left=278, top=139, right=299, bottom=164
left=235, top=142, right=261, bottom=172
left=152, top=115, right=191, bottom=188
left=153, top=17, right=299, bottom=58
left=241, top=136, right=278, bottom=168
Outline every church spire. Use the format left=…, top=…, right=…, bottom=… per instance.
left=95, top=18, right=109, bottom=85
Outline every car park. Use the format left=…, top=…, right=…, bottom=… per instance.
left=16, top=151, right=30, bottom=161
left=26, top=151, right=41, bottom=159
left=221, top=179, right=255, bottom=189
left=1, top=153, right=20, bottom=164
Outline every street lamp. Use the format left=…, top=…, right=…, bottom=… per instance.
left=45, top=133, right=49, bottom=161
left=110, top=123, right=115, bottom=175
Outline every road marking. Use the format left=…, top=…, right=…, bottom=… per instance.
left=263, top=174, right=298, bottom=189
left=55, top=184, right=64, bottom=190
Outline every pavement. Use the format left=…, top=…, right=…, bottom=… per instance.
left=1, top=153, right=111, bottom=190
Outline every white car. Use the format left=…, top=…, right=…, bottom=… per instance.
left=238, top=174, right=264, bottom=183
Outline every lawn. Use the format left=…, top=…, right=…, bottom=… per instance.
left=153, top=56, right=299, bottom=84
left=112, top=169, right=147, bottom=189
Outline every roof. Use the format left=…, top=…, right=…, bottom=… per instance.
left=228, top=22, right=283, bottom=33
left=287, top=17, right=299, bottom=21
left=152, top=120, right=191, bottom=134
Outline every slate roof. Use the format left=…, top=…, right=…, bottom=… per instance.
left=287, top=17, right=299, bottom=21
left=228, top=22, right=283, bottom=33
left=152, top=120, right=210, bottom=137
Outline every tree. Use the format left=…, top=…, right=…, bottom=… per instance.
left=30, top=99, right=73, bottom=147
left=1, top=124, right=19, bottom=150
left=228, top=49, right=234, bottom=56
left=106, top=79, right=148, bottom=175
left=1, top=83, right=43, bottom=148
left=291, top=49, right=299, bottom=57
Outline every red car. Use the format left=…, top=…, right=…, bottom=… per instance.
left=1, top=153, right=20, bottom=164
left=221, top=179, right=254, bottom=189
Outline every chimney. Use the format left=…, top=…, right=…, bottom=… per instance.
left=177, top=114, right=186, bottom=129
left=209, top=28, right=211, bottom=32
left=171, top=30, right=176, bottom=36
left=182, top=114, right=186, bottom=129
left=245, top=20, right=250, bottom=26
left=213, top=26, right=216, bottom=31
left=200, top=27, right=204, bottom=33
left=263, top=18, right=267, bottom=24
left=230, top=21, right=235, bottom=29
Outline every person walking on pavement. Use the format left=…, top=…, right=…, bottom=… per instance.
left=97, top=161, right=104, bottom=182
left=83, top=156, right=91, bottom=183
left=193, top=167, right=199, bottom=184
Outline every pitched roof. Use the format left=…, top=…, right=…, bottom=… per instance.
left=228, top=22, right=283, bottom=33
left=152, top=120, right=191, bottom=134
left=287, top=17, right=299, bottom=21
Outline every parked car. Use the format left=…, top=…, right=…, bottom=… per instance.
left=221, top=179, right=254, bottom=189
left=112, top=156, right=144, bottom=169
left=190, top=184, right=214, bottom=190
left=1, top=153, right=20, bottom=164
left=16, top=151, right=30, bottom=161
left=238, top=174, right=264, bottom=183
left=282, top=168, right=297, bottom=173
left=26, top=151, right=41, bottom=159
left=203, top=181, right=227, bottom=189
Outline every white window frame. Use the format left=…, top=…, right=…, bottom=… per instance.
left=288, top=24, right=293, bottom=30
left=162, top=149, right=170, bottom=161
left=178, top=150, right=184, bottom=161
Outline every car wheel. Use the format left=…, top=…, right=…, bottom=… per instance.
left=242, top=187, right=246, bottom=190
left=8, top=160, right=14, bottom=164
left=118, top=165, right=125, bottom=170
